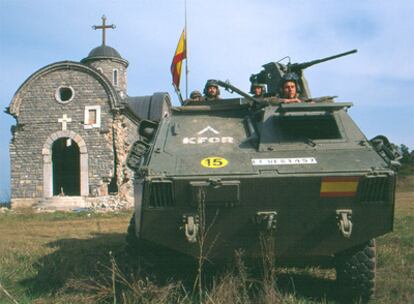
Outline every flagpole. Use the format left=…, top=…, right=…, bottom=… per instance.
left=185, top=0, right=189, bottom=99
left=174, top=84, right=184, bottom=105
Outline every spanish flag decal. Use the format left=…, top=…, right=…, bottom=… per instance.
left=320, top=177, right=359, bottom=197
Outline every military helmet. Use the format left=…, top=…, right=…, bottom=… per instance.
left=250, top=83, right=267, bottom=94
left=203, top=79, right=220, bottom=96
left=190, top=90, right=202, bottom=99
left=279, top=72, right=301, bottom=94
left=280, top=73, right=299, bottom=86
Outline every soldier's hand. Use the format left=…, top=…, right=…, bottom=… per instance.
left=281, top=98, right=302, bottom=104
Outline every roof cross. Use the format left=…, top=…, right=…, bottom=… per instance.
left=92, top=15, right=116, bottom=46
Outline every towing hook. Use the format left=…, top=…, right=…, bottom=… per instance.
left=183, top=214, right=199, bottom=243
left=336, top=209, right=353, bottom=238
left=255, top=211, right=278, bottom=231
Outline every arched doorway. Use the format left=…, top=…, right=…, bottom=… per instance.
left=52, top=137, right=80, bottom=196
left=43, top=130, right=88, bottom=198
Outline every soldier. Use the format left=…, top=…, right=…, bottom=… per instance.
left=190, top=90, right=203, bottom=101
left=250, top=83, right=266, bottom=98
left=183, top=90, right=204, bottom=105
left=277, top=73, right=302, bottom=103
left=203, top=79, right=221, bottom=100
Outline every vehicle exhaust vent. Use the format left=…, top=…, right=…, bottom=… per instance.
left=148, top=181, right=174, bottom=208
left=357, top=176, right=392, bottom=203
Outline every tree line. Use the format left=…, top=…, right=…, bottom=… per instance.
left=397, top=144, right=414, bottom=175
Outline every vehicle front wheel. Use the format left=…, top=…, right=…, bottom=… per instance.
left=125, top=214, right=140, bottom=257
left=335, top=239, right=376, bottom=302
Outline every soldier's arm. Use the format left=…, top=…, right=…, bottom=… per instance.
left=264, top=97, right=302, bottom=105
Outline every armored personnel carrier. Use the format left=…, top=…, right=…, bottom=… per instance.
left=126, top=50, right=400, bottom=301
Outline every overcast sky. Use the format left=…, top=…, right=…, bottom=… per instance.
left=0, top=0, right=413, bottom=193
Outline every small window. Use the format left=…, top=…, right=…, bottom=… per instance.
left=275, top=115, right=341, bottom=141
left=55, top=86, right=75, bottom=103
left=113, top=69, right=118, bottom=86
left=88, top=109, right=97, bottom=125
left=84, top=106, right=101, bottom=129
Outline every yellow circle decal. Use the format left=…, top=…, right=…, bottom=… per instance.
left=201, top=157, right=228, bottom=168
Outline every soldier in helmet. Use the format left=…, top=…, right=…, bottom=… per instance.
left=277, top=73, right=302, bottom=103
left=250, top=83, right=266, bottom=98
left=203, top=79, right=221, bottom=100
left=190, top=90, right=203, bottom=100
left=183, top=90, right=204, bottom=105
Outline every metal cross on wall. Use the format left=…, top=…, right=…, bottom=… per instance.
left=58, top=114, right=72, bottom=131
left=92, top=15, right=116, bottom=46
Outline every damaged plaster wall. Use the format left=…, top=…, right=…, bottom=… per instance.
left=109, top=111, right=139, bottom=207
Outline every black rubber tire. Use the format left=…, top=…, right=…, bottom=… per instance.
left=127, top=93, right=171, bottom=122
left=125, top=214, right=180, bottom=266
left=125, top=214, right=147, bottom=269
left=335, top=239, right=376, bottom=302
left=125, top=214, right=139, bottom=255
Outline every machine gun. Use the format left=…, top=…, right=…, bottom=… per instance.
left=287, top=49, right=357, bottom=72
left=250, top=49, right=357, bottom=98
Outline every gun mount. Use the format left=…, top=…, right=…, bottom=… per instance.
left=250, top=49, right=357, bottom=99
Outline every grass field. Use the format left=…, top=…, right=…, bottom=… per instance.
left=0, top=176, right=413, bottom=303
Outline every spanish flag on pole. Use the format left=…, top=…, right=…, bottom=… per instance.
left=171, top=29, right=187, bottom=89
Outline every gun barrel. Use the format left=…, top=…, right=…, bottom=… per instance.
left=216, top=80, right=260, bottom=106
left=290, top=49, right=357, bottom=70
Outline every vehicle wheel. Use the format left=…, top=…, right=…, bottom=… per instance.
left=335, top=239, right=376, bottom=302
left=125, top=214, right=179, bottom=267
left=125, top=214, right=140, bottom=256
left=125, top=214, right=147, bottom=269
left=127, top=93, right=171, bottom=122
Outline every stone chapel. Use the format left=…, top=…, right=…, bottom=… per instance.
left=6, top=16, right=171, bottom=210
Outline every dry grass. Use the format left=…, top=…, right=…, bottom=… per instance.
left=374, top=176, right=414, bottom=304
left=0, top=178, right=413, bottom=303
left=0, top=211, right=131, bottom=303
left=397, top=174, right=414, bottom=193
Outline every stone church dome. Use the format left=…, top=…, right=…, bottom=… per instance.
left=81, top=45, right=128, bottom=66
left=88, top=45, right=121, bottom=58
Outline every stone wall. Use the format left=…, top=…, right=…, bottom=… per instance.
left=10, top=67, right=116, bottom=203
left=88, top=59, right=127, bottom=96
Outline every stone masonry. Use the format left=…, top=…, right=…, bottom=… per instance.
left=7, top=41, right=140, bottom=210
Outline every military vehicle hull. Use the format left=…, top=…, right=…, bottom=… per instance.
left=127, top=50, right=399, bottom=301
left=129, top=99, right=397, bottom=264
left=134, top=174, right=395, bottom=263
